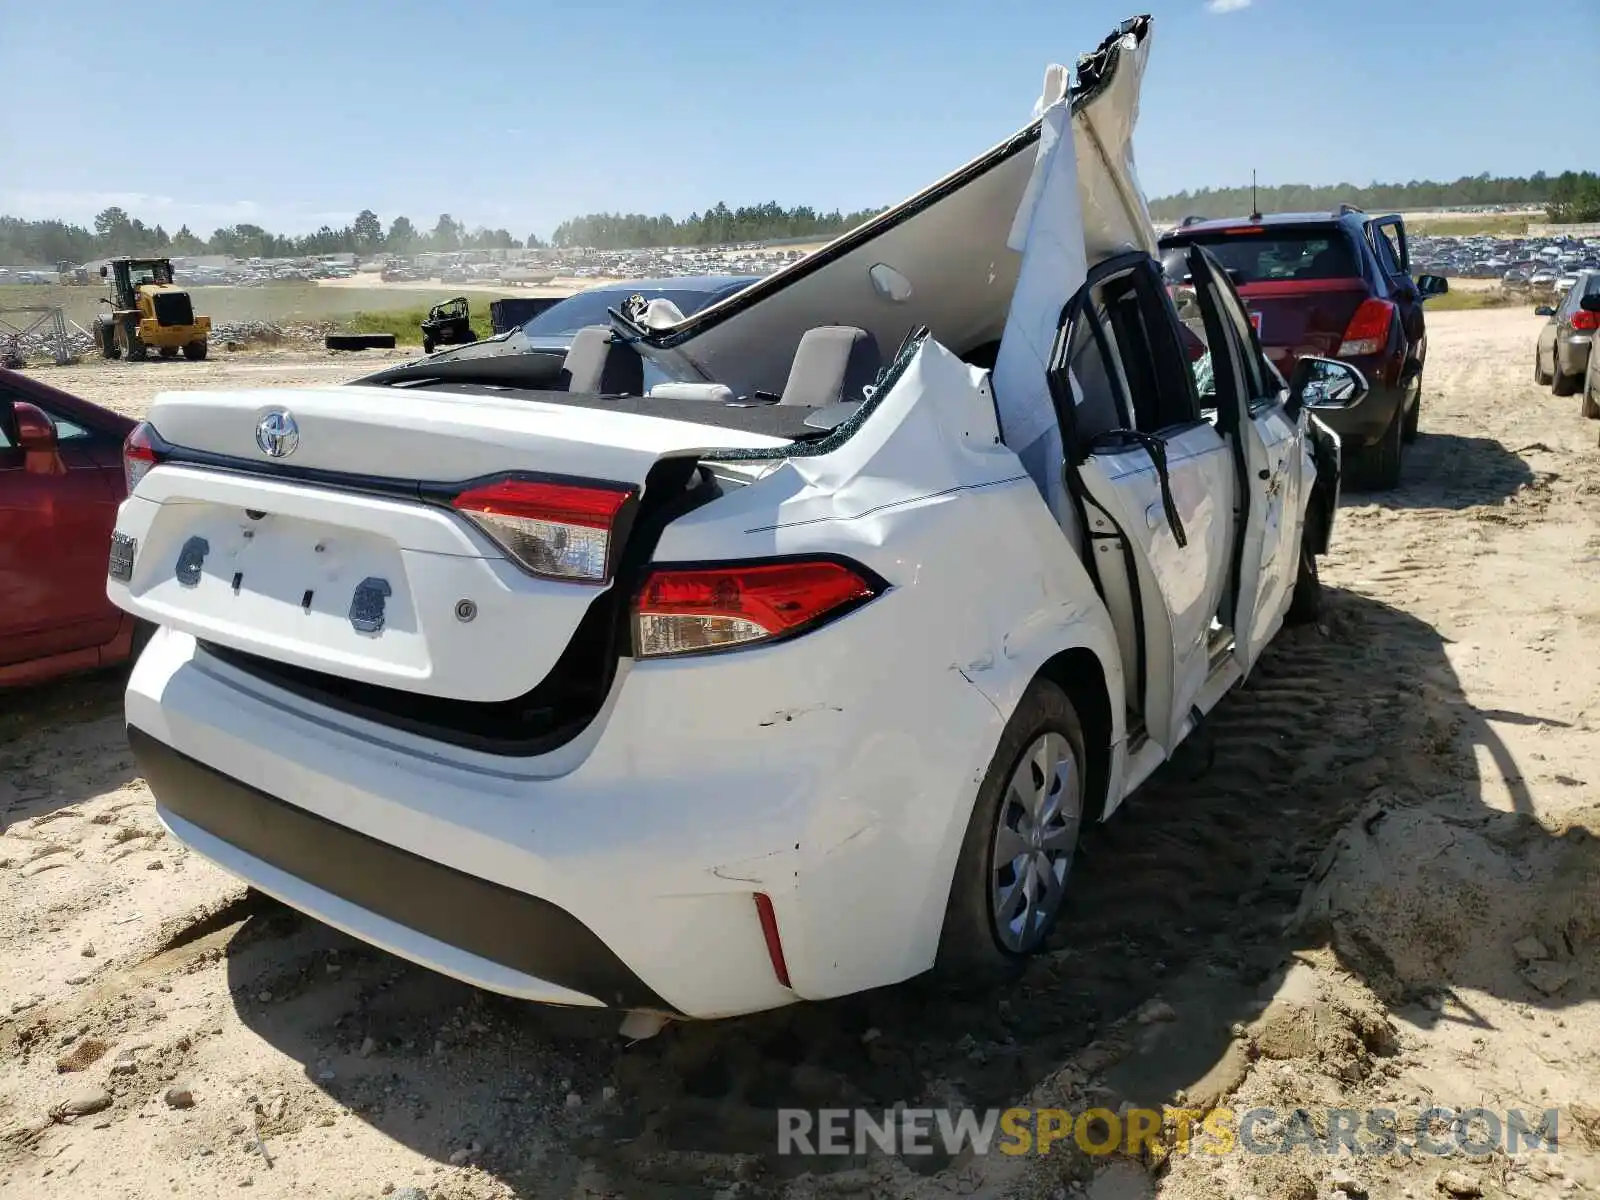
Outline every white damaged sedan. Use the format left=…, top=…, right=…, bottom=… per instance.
left=107, top=15, right=1351, bottom=1020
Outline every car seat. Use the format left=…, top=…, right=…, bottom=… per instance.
left=778, top=326, right=883, bottom=406
left=559, top=326, right=644, bottom=394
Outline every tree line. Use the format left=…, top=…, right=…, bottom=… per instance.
left=0, top=200, right=887, bottom=266
left=548, top=201, right=887, bottom=250
left=4, top=172, right=1597, bottom=267
left=1148, top=171, right=1600, bottom=222
left=0, top=209, right=527, bottom=268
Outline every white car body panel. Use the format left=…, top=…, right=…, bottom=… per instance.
left=143, top=384, right=791, bottom=481
left=1077, top=423, right=1235, bottom=753
left=107, top=15, right=1328, bottom=1018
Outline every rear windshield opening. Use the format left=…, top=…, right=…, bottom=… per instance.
left=1163, top=231, right=1359, bottom=285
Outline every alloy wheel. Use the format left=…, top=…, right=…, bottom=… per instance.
left=989, top=731, right=1082, bottom=953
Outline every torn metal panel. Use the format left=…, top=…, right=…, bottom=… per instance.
left=617, top=16, right=1157, bottom=409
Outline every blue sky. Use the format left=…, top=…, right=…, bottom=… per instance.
left=1, top=0, right=1590, bottom=240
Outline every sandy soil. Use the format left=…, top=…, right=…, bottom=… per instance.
left=3, top=309, right=1598, bottom=1200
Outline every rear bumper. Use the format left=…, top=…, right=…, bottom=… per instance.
left=125, top=608, right=1001, bottom=1018
left=1557, top=332, right=1592, bottom=379
left=130, top=725, right=672, bottom=1011
left=137, top=316, right=210, bottom=341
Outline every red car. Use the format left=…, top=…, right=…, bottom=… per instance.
left=1, top=368, right=143, bottom=688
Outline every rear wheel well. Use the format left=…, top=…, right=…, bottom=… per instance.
left=1032, top=647, right=1113, bottom=822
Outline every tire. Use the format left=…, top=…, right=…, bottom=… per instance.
left=1583, top=374, right=1600, bottom=421
left=1353, top=402, right=1404, bottom=491
left=96, top=319, right=118, bottom=359
left=1534, top=352, right=1552, bottom=386
left=118, top=320, right=147, bottom=362
left=1286, top=536, right=1323, bottom=625
left=158, top=346, right=178, bottom=359
left=935, top=679, right=1086, bottom=985
left=325, top=332, right=398, bottom=351
left=183, top=339, right=208, bottom=361
left=1552, top=368, right=1580, bottom=398
left=1401, top=374, right=1422, bottom=444
left=422, top=336, right=434, bottom=354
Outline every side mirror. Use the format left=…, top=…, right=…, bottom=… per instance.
left=1288, top=355, right=1368, bottom=417
left=1582, top=295, right=1600, bottom=314
left=13, top=401, right=64, bottom=475
left=1416, top=274, right=1448, bottom=298
left=99, top=266, right=108, bottom=278
left=1535, top=306, right=1557, bottom=318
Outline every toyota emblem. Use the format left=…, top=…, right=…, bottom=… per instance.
left=255, top=409, right=299, bottom=458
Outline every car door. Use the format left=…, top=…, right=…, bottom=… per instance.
left=1050, top=254, right=1237, bottom=755
left=1185, top=245, right=1305, bottom=673
left=0, top=395, right=124, bottom=667
left=1369, top=215, right=1425, bottom=353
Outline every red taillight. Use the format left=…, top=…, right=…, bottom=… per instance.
left=633, top=558, right=882, bottom=658
left=1337, top=298, right=1396, bottom=358
left=123, top=422, right=159, bottom=495
left=451, top=477, right=633, bottom=584
left=1573, top=310, right=1600, bottom=333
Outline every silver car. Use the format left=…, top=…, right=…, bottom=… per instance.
left=1582, top=290, right=1600, bottom=420
left=1534, top=270, right=1600, bottom=397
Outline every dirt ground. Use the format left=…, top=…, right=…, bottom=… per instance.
left=3, top=309, right=1598, bottom=1200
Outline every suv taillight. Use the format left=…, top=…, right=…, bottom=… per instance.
left=123, top=422, right=160, bottom=495
left=1337, top=299, right=1396, bottom=358
left=451, top=477, right=633, bottom=584
left=1573, top=310, right=1600, bottom=333
left=634, top=559, right=884, bottom=658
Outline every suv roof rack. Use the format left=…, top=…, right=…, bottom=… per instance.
left=1337, top=203, right=1364, bottom=216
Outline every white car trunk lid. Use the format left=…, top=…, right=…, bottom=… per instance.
left=112, top=387, right=789, bottom=706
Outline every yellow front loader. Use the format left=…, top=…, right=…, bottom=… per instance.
left=94, top=257, right=211, bottom=361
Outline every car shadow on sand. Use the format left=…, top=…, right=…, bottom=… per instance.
left=1347, top=430, right=1539, bottom=510
left=218, top=506, right=1596, bottom=1198
left=0, top=669, right=135, bottom=831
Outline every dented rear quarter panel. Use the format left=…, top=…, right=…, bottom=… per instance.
left=650, top=340, right=1127, bottom=998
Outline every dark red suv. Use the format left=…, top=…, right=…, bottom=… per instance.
left=1159, top=207, right=1448, bottom=489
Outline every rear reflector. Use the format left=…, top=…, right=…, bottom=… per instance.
left=1573, top=310, right=1599, bottom=333
left=451, top=478, right=633, bottom=584
left=124, top=422, right=160, bottom=495
left=1337, top=298, right=1396, bottom=358
left=753, top=892, right=792, bottom=989
left=634, top=558, right=883, bottom=658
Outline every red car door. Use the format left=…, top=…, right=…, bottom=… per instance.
left=0, top=397, right=124, bottom=668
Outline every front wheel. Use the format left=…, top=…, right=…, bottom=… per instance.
left=1286, top=536, right=1323, bottom=624
left=118, top=321, right=147, bottom=362
left=182, top=339, right=207, bottom=361
left=1582, top=373, right=1600, bottom=420
left=936, top=680, right=1086, bottom=985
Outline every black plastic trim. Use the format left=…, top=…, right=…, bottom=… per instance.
left=126, top=725, right=678, bottom=1013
